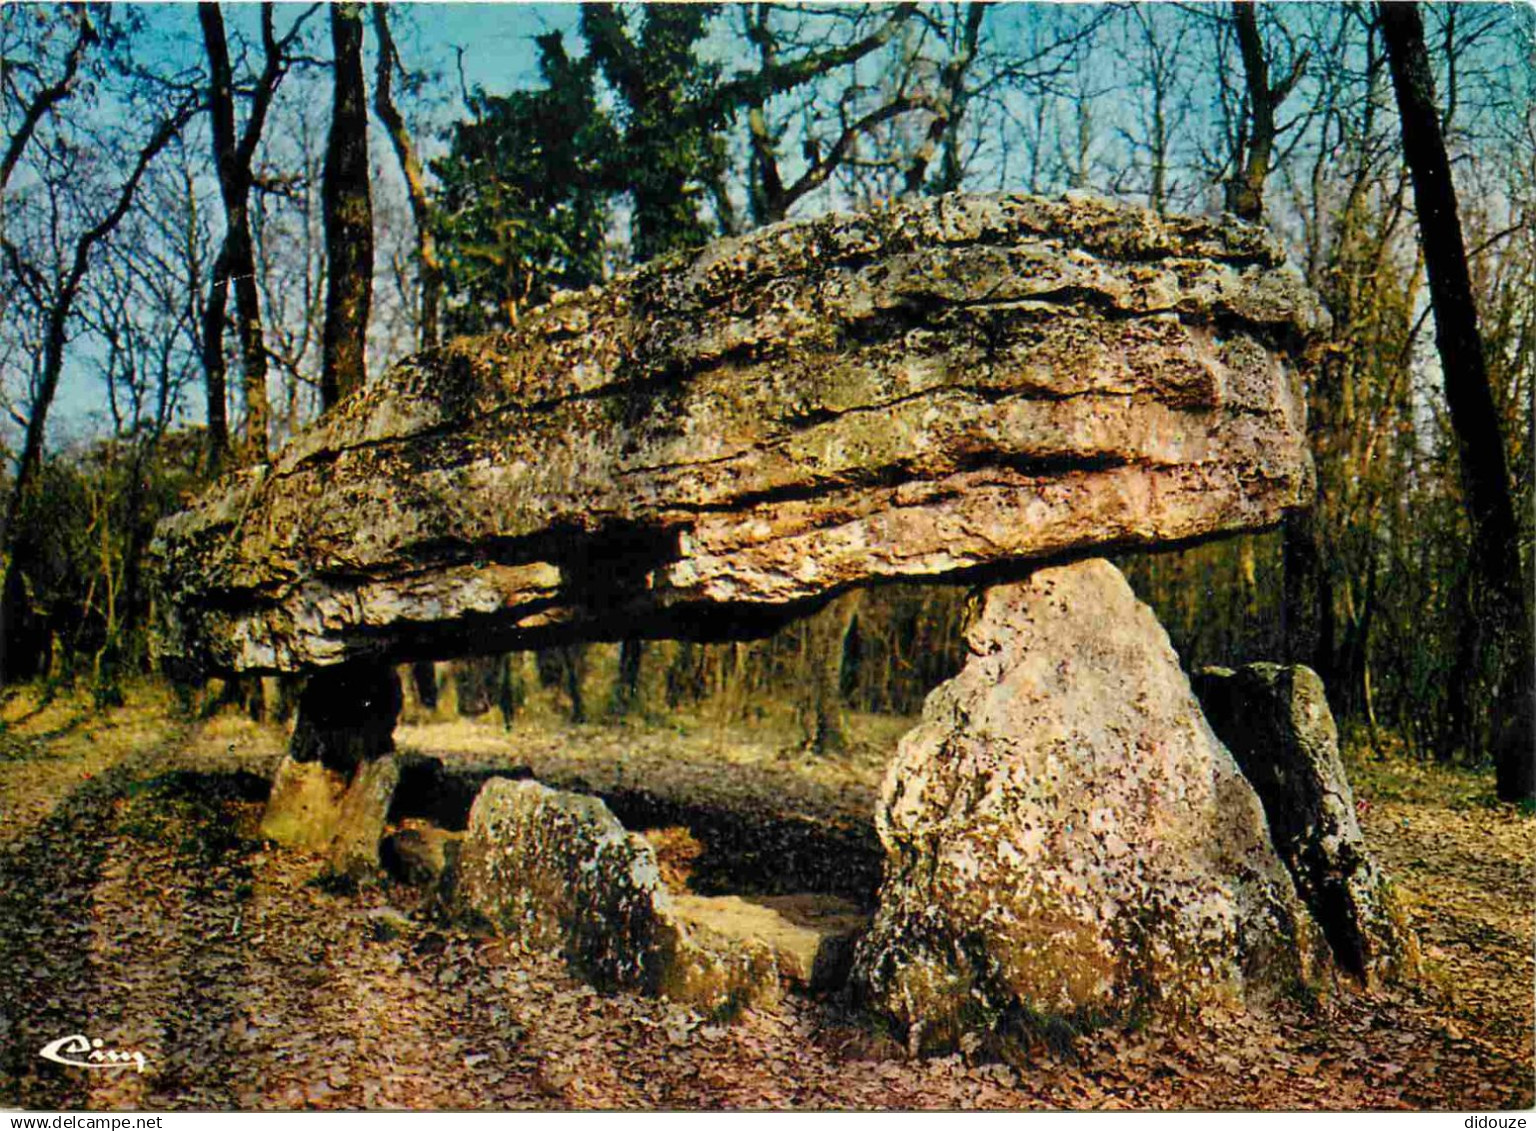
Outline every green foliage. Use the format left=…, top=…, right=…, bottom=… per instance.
left=432, top=6, right=737, bottom=334
left=3, top=427, right=208, bottom=688
left=580, top=3, right=729, bottom=262
left=431, top=33, right=615, bottom=333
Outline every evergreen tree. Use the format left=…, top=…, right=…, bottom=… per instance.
left=431, top=33, right=615, bottom=332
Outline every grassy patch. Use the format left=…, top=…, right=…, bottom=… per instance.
left=1340, top=729, right=1503, bottom=810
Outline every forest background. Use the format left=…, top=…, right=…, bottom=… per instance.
left=1, top=0, right=1531, bottom=796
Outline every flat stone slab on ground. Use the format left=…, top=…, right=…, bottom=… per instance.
left=670, top=893, right=868, bottom=990
left=453, top=777, right=866, bottom=1013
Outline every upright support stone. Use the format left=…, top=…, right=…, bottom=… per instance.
left=260, top=755, right=347, bottom=851
left=329, top=756, right=402, bottom=877
left=1192, top=663, right=1420, bottom=984
left=289, top=659, right=402, bottom=773
left=260, top=660, right=402, bottom=873
left=853, top=559, right=1324, bottom=1053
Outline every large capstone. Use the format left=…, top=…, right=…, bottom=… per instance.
left=1192, top=663, right=1420, bottom=984
left=149, top=192, right=1323, bottom=678
left=853, top=559, right=1324, bottom=1052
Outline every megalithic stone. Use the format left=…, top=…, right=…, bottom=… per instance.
left=260, top=660, right=402, bottom=872
left=148, top=192, right=1324, bottom=679
left=1192, top=663, right=1421, bottom=985
left=149, top=193, right=1344, bottom=1028
left=852, top=560, right=1330, bottom=1052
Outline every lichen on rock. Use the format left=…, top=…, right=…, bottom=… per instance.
left=452, top=778, right=863, bottom=1014
left=148, top=192, right=1324, bottom=678
left=454, top=779, right=683, bottom=992
left=853, top=559, right=1326, bottom=1052
left=1193, top=663, right=1421, bottom=984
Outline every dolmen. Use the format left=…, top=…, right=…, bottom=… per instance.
left=150, top=192, right=1416, bottom=1046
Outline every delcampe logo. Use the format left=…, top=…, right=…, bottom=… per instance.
left=38, top=1034, right=147, bottom=1074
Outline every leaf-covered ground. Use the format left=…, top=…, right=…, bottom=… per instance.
left=0, top=685, right=1530, bottom=1111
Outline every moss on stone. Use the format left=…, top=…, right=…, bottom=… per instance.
left=853, top=560, right=1327, bottom=1052
left=453, top=778, right=865, bottom=1016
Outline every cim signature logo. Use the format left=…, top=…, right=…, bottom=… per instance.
left=38, top=1034, right=147, bottom=1074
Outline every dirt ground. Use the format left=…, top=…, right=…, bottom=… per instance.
left=0, top=683, right=1530, bottom=1111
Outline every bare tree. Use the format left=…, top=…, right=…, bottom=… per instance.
left=903, top=2, right=988, bottom=196
left=738, top=4, right=926, bottom=225
left=1114, top=5, right=1193, bottom=214
left=197, top=2, right=318, bottom=471
left=1225, top=1, right=1309, bottom=221
left=0, top=75, right=200, bottom=679
left=799, top=590, right=862, bottom=755
left=73, top=149, right=206, bottom=687
left=320, top=1, right=371, bottom=408
left=249, top=92, right=328, bottom=444
left=1380, top=1, right=1533, bottom=800
left=0, top=5, right=97, bottom=193
left=371, top=4, right=440, bottom=352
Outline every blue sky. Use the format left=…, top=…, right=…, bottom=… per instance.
left=158, top=3, right=589, bottom=100
left=45, top=2, right=594, bottom=440
left=27, top=2, right=1530, bottom=449
left=406, top=3, right=583, bottom=91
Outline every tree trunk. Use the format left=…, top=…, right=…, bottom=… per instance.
left=411, top=660, right=438, bottom=711
left=194, top=5, right=236, bottom=473
left=1226, top=2, right=1274, bottom=221
left=200, top=247, right=233, bottom=476
left=800, top=591, right=862, bottom=754
left=538, top=645, right=588, bottom=722
left=611, top=639, right=645, bottom=717
left=1225, top=1, right=1308, bottom=223
left=105, top=437, right=161, bottom=673
left=200, top=2, right=288, bottom=463
left=1282, top=499, right=1334, bottom=685
left=664, top=641, right=708, bottom=708
left=230, top=216, right=270, bottom=461
left=564, top=645, right=588, bottom=724
left=1380, top=1, right=1534, bottom=801
left=496, top=653, right=525, bottom=729
left=903, top=3, right=985, bottom=197
left=371, top=4, right=441, bottom=351
left=452, top=657, right=501, bottom=717
left=321, top=2, right=373, bottom=409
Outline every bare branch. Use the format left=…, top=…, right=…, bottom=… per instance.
left=1, top=9, right=98, bottom=192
